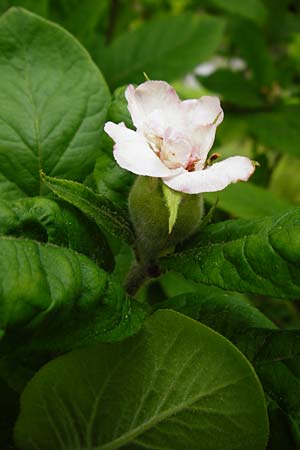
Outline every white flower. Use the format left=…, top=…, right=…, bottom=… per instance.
left=104, top=80, right=255, bottom=194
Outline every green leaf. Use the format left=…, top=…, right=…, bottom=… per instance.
left=205, top=182, right=292, bottom=219
left=0, top=236, right=146, bottom=391
left=14, top=310, right=269, bottom=450
left=209, top=0, right=267, bottom=26
left=247, top=107, right=300, bottom=157
left=97, top=13, right=224, bottom=89
left=0, top=8, right=110, bottom=199
left=156, top=286, right=300, bottom=442
left=162, top=206, right=300, bottom=298
left=199, top=69, right=264, bottom=107
left=0, top=196, right=113, bottom=270
left=42, top=173, right=135, bottom=244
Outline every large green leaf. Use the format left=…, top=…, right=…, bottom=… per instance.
left=0, top=237, right=144, bottom=348
left=42, top=173, right=135, bottom=244
left=162, top=207, right=300, bottom=299
left=0, top=196, right=113, bottom=269
left=14, top=310, right=268, bottom=450
left=97, top=13, right=224, bottom=89
left=156, top=286, right=300, bottom=445
left=205, top=182, right=292, bottom=219
left=247, top=107, right=300, bottom=157
left=0, top=8, right=110, bottom=199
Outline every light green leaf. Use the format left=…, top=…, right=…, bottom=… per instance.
left=247, top=107, right=300, bottom=157
left=162, top=184, right=183, bottom=233
left=0, top=8, right=110, bottom=199
left=97, top=13, right=224, bottom=89
left=0, top=196, right=113, bottom=270
left=14, top=310, right=268, bottom=450
left=162, top=207, right=300, bottom=298
left=42, top=173, right=135, bottom=244
left=205, top=182, right=292, bottom=219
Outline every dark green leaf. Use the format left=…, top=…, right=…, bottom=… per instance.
left=0, top=8, right=110, bottom=199
left=162, top=207, right=300, bottom=298
left=42, top=173, right=135, bottom=244
left=14, top=310, right=268, bottom=450
left=0, top=236, right=144, bottom=345
left=0, top=196, right=113, bottom=270
left=97, top=13, right=224, bottom=89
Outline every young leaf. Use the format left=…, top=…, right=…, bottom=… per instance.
left=97, top=13, right=224, bottom=89
left=0, top=196, right=113, bottom=270
left=42, top=173, right=135, bottom=244
left=161, top=206, right=300, bottom=298
left=0, top=8, right=110, bottom=199
left=14, top=310, right=269, bottom=450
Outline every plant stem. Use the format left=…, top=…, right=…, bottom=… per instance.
left=124, top=262, right=148, bottom=296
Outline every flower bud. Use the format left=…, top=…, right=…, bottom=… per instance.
left=129, top=176, right=204, bottom=263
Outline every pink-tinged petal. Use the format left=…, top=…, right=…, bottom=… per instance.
left=163, top=156, right=256, bottom=194
left=181, top=96, right=224, bottom=126
left=125, top=81, right=181, bottom=132
left=104, top=121, right=173, bottom=177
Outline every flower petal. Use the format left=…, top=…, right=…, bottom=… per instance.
left=125, top=81, right=181, bottom=133
left=181, top=96, right=224, bottom=126
left=163, top=156, right=255, bottom=194
left=181, top=96, right=224, bottom=164
left=104, top=121, right=173, bottom=177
